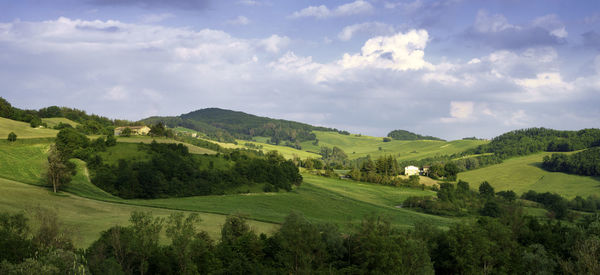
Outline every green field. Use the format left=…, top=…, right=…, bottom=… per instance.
left=239, top=139, right=321, bottom=159
left=458, top=152, right=600, bottom=198
left=299, top=131, right=488, bottom=160
left=0, top=117, right=58, bottom=139
left=116, top=136, right=216, bottom=155
left=0, top=178, right=277, bottom=248
left=41, top=117, right=80, bottom=128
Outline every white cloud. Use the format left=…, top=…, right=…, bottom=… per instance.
left=339, top=29, right=432, bottom=71
left=338, top=22, right=395, bottom=41
left=227, top=15, right=250, bottom=25
left=532, top=14, right=568, bottom=38
left=290, top=0, right=373, bottom=19
left=259, top=34, right=290, bottom=53
left=440, top=101, right=474, bottom=122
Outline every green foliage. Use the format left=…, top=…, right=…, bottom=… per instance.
left=468, top=127, right=600, bottom=158
left=387, top=129, right=444, bottom=141
left=120, top=127, right=132, bottom=137
left=542, top=147, right=600, bottom=176
left=91, top=142, right=302, bottom=198
left=521, top=190, right=569, bottom=219
left=479, top=181, right=495, bottom=199
left=7, top=132, right=16, bottom=142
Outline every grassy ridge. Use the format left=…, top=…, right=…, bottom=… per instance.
left=41, top=117, right=80, bottom=128
left=458, top=152, right=600, bottom=198
left=116, top=136, right=216, bottom=155
left=0, top=117, right=58, bottom=139
left=0, top=178, right=277, bottom=248
left=300, top=131, right=487, bottom=160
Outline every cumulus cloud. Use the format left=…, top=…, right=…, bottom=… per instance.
left=464, top=10, right=566, bottom=49
left=289, top=0, right=373, bottom=19
left=339, top=29, right=432, bottom=71
left=338, top=22, right=395, bottom=41
left=1, top=16, right=598, bottom=140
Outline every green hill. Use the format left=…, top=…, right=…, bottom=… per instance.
left=458, top=152, right=600, bottom=198
left=141, top=107, right=338, bottom=143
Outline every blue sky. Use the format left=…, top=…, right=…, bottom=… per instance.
left=1, top=0, right=599, bottom=139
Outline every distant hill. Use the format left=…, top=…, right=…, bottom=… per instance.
left=141, top=108, right=338, bottom=143
left=467, top=127, right=600, bottom=158
left=387, top=129, right=445, bottom=141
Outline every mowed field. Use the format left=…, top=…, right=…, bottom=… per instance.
left=116, top=136, right=216, bottom=155
left=458, top=152, right=600, bottom=198
left=0, top=117, right=58, bottom=138
left=0, top=178, right=277, bottom=248
left=41, top=117, right=79, bottom=128
left=299, top=131, right=488, bottom=160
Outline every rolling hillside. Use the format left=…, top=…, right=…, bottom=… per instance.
left=300, top=131, right=487, bottom=160
left=0, top=117, right=58, bottom=139
left=41, top=117, right=80, bottom=128
left=458, top=152, right=600, bottom=198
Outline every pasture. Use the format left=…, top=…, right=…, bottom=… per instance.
left=458, top=152, right=600, bottom=198
left=0, top=178, right=277, bottom=248
left=41, top=117, right=80, bottom=128
left=299, top=131, right=487, bottom=160
left=116, top=136, right=216, bottom=155
left=0, top=117, right=58, bottom=139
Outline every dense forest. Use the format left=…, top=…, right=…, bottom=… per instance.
left=141, top=108, right=339, bottom=144
left=542, top=147, right=600, bottom=176
left=387, top=129, right=444, bottom=141
left=4, top=206, right=600, bottom=274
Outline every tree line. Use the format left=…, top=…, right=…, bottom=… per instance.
left=4, top=207, right=600, bottom=274
left=542, top=147, right=600, bottom=176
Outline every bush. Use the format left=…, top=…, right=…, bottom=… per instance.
left=7, top=132, right=16, bottom=142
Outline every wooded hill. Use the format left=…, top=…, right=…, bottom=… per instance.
left=141, top=108, right=340, bottom=143
left=387, top=129, right=444, bottom=141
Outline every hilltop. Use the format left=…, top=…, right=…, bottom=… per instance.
left=141, top=107, right=341, bottom=144
left=387, top=129, right=445, bottom=141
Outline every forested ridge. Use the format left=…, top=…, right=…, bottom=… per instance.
left=141, top=108, right=340, bottom=144
left=387, top=129, right=445, bottom=141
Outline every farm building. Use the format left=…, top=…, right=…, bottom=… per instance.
left=114, top=126, right=151, bottom=136
left=404, top=165, right=420, bottom=176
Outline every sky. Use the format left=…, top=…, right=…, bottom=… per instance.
left=1, top=0, right=599, bottom=140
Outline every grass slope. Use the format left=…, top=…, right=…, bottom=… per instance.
left=41, top=117, right=80, bottom=128
left=126, top=174, right=452, bottom=230
left=116, top=136, right=216, bottom=155
left=0, top=178, right=277, bottom=248
left=300, top=131, right=487, bottom=160
left=458, top=152, right=600, bottom=198
left=0, top=117, right=58, bottom=139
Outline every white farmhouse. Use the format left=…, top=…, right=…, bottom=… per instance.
left=404, top=165, right=420, bottom=176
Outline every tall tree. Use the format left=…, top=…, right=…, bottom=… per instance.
left=46, top=145, right=71, bottom=193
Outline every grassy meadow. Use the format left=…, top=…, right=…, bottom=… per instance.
left=0, top=177, right=278, bottom=248
left=299, top=131, right=488, bottom=160
left=0, top=117, right=58, bottom=139
left=41, top=117, right=80, bottom=128
left=116, top=136, right=216, bottom=155
left=458, top=152, right=600, bottom=198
